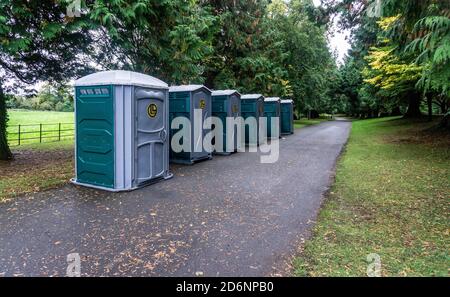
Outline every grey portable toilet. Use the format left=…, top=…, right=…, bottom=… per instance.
left=72, top=70, right=172, bottom=192
left=211, top=90, right=241, bottom=155
left=264, top=97, right=281, bottom=139
left=169, top=85, right=212, bottom=164
left=241, top=94, right=265, bottom=146
left=280, top=99, right=294, bottom=135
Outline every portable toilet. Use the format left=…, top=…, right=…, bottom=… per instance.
left=281, top=99, right=294, bottom=135
left=241, top=94, right=265, bottom=146
left=72, top=70, right=172, bottom=192
left=169, top=85, right=212, bottom=164
left=264, top=97, right=281, bottom=139
left=211, top=90, right=241, bottom=155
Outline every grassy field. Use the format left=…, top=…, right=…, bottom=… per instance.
left=7, top=109, right=74, bottom=146
left=7, top=109, right=74, bottom=125
left=294, top=117, right=449, bottom=276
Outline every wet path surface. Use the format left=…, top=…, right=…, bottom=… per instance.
left=0, top=121, right=351, bottom=276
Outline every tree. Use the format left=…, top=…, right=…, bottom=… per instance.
left=287, top=0, right=339, bottom=117
left=333, top=0, right=449, bottom=121
left=0, top=80, right=9, bottom=159
left=381, top=0, right=450, bottom=121
left=90, top=0, right=216, bottom=84
left=363, top=19, right=424, bottom=118
left=201, top=0, right=285, bottom=92
left=0, top=0, right=94, bottom=160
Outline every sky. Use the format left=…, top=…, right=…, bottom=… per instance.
left=313, top=0, right=352, bottom=64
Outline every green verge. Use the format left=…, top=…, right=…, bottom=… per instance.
left=293, top=116, right=450, bottom=276
left=6, top=109, right=74, bottom=146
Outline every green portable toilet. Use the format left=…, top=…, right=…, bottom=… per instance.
left=281, top=99, right=294, bottom=135
left=264, top=97, right=281, bottom=139
left=241, top=94, right=265, bottom=146
left=211, top=90, right=241, bottom=155
left=72, top=70, right=172, bottom=192
left=169, top=85, right=212, bottom=164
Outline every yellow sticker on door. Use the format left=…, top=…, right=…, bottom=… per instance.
left=147, top=103, right=158, bottom=118
left=200, top=99, right=206, bottom=109
left=232, top=104, right=238, bottom=113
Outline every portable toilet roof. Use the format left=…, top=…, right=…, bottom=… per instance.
left=242, top=94, right=264, bottom=100
left=281, top=99, right=294, bottom=104
left=212, top=90, right=241, bottom=97
left=265, top=97, right=281, bottom=102
left=75, top=70, right=168, bottom=89
left=169, top=85, right=211, bottom=93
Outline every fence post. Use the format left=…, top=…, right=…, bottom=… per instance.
left=58, top=123, right=61, bottom=141
left=18, top=125, right=21, bottom=146
left=39, top=123, right=42, bottom=143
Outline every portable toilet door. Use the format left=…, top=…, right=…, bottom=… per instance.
left=72, top=70, right=172, bottom=192
left=241, top=94, right=265, bottom=146
left=281, top=99, right=294, bottom=135
left=169, top=85, right=213, bottom=164
left=264, top=97, right=281, bottom=139
left=211, top=90, right=241, bottom=155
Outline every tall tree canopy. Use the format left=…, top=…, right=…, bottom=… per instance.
left=90, top=0, right=216, bottom=84
left=334, top=0, right=449, bottom=122
left=0, top=0, right=94, bottom=160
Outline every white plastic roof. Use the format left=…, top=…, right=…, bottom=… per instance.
left=281, top=99, right=294, bottom=104
left=265, top=97, right=281, bottom=102
left=169, top=85, right=211, bottom=93
left=75, top=70, right=168, bottom=89
left=241, top=94, right=264, bottom=100
left=212, top=90, right=240, bottom=97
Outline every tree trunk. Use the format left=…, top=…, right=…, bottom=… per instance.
left=441, top=99, right=449, bottom=114
left=390, top=106, right=402, bottom=116
left=404, top=91, right=423, bottom=118
left=438, top=112, right=449, bottom=129
left=0, top=82, right=13, bottom=160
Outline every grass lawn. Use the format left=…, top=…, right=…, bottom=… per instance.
left=293, top=116, right=450, bottom=276
left=7, top=109, right=74, bottom=125
left=0, top=138, right=74, bottom=201
left=7, top=109, right=74, bottom=146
